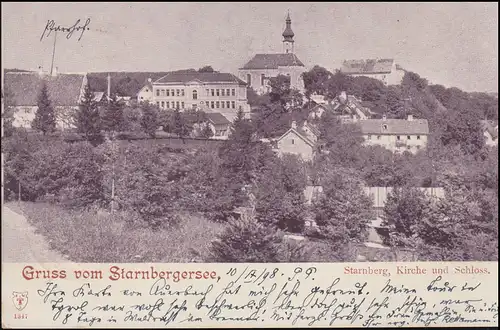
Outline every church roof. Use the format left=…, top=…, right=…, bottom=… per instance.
left=240, top=53, right=304, bottom=70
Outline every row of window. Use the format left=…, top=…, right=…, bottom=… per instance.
left=156, top=89, right=185, bottom=97
left=155, top=88, right=237, bottom=98
left=157, top=101, right=185, bottom=109
left=210, top=101, right=236, bottom=109
left=367, top=135, right=421, bottom=140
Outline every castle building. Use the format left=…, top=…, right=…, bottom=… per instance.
left=239, top=13, right=307, bottom=95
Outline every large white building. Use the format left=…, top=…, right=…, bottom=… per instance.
left=359, top=115, right=429, bottom=154
left=137, top=71, right=250, bottom=122
left=340, top=58, right=405, bottom=86
left=238, top=13, right=307, bottom=95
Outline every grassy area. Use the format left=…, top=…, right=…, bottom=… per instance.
left=6, top=201, right=225, bottom=263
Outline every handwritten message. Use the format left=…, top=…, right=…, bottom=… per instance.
left=40, top=19, right=91, bottom=41
left=2, top=262, right=498, bottom=328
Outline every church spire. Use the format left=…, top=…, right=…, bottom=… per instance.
left=282, top=11, right=295, bottom=54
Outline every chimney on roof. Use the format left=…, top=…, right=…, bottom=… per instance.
left=291, top=121, right=297, bottom=129
left=407, top=114, right=413, bottom=121
left=382, top=114, right=387, bottom=121
left=38, top=66, right=44, bottom=76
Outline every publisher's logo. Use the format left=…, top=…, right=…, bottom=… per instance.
left=12, top=291, right=28, bottom=311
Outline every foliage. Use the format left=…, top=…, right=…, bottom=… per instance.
left=32, top=83, right=56, bottom=135
left=208, top=213, right=306, bottom=262
left=199, top=123, right=214, bottom=138
left=75, top=84, right=102, bottom=144
left=382, top=187, right=433, bottom=248
left=101, top=94, right=125, bottom=133
left=313, top=165, right=374, bottom=243
left=139, top=102, right=160, bottom=137
left=172, top=107, right=191, bottom=139
left=198, top=66, right=215, bottom=73
left=254, top=154, right=308, bottom=233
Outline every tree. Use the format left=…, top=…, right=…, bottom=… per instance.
left=208, top=213, right=291, bottom=262
left=382, top=187, right=432, bottom=248
left=172, top=107, right=191, bottom=139
left=200, top=123, right=214, bottom=139
left=114, top=77, right=142, bottom=97
left=140, top=102, right=159, bottom=138
left=268, top=74, right=303, bottom=108
left=301, top=65, right=333, bottom=98
left=75, top=84, right=102, bottom=143
left=101, top=94, right=125, bottom=134
left=32, top=83, right=56, bottom=135
left=313, top=166, right=374, bottom=243
left=198, top=66, right=215, bottom=73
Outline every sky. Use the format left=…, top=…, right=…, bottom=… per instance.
left=1, top=2, right=498, bottom=93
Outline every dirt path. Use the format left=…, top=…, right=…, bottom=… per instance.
left=2, top=205, right=69, bottom=263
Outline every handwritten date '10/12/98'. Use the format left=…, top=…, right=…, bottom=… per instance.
left=32, top=266, right=497, bottom=327
left=40, top=19, right=91, bottom=42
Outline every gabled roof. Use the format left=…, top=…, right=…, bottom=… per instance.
left=341, top=59, right=395, bottom=74
left=154, top=72, right=246, bottom=85
left=240, top=53, right=304, bottom=70
left=5, top=72, right=85, bottom=106
left=206, top=112, right=231, bottom=126
left=480, top=120, right=498, bottom=140
left=276, top=127, right=316, bottom=147
left=359, top=118, right=429, bottom=135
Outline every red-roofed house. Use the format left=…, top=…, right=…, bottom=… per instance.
left=340, top=58, right=405, bottom=86
left=238, top=13, right=307, bottom=95
left=359, top=115, right=429, bottom=153
left=4, top=70, right=87, bottom=129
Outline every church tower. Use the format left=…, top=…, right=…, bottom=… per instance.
left=282, top=12, right=295, bottom=54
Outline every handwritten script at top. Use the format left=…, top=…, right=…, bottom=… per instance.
left=40, top=19, right=91, bottom=42
left=33, top=265, right=497, bottom=327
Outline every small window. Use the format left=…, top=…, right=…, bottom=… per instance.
left=231, top=89, right=235, bottom=96
left=397, top=136, right=401, bottom=140
left=192, top=104, right=196, bottom=110
left=247, top=74, right=251, bottom=85
left=161, top=101, right=165, bottom=108
left=206, top=89, right=209, bottom=96
left=216, top=101, right=220, bottom=108
left=181, top=89, right=185, bottom=97
left=141, top=96, right=144, bottom=100
left=232, top=101, right=235, bottom=109
left=377, top=135, right=381, bottom=140
left=211, top=89, right=215, bottom=96
left=171, top=89, right=175, bottom=96
left=156, top=90, right=160, bottom=96
left=221, top=89, right=225, bottom=96
left=382, top=124, right=388, bottom=130
left=166, top=101, right=170, bottom=108
left=226, top=88, right=230, bottom=96
left=182, top=102, right=185, bottom=109
left=407, top=135, right=411, bottom=140
left=221, top=101, right=225, bottom=109
left=417, top=135, right=421, bottom=140
left=367, top=135, right=372, bottom=140
left=416, top=145, right=421, bottom=149
left=211, top=101, right=215, bottom=109
left=166, top=89, right=170, bottom=97
left=216, top=89, right=220, bottom=97
left=226, top=101, right=230, bottom=108
left=176, top=101, right=180, bottom=109
left=291, top=139, right=295, bottom=145
left=156, top=101, right=160, bottom=106
left=193, top=90, right=198, bottom=100
left=261, top=74, right=265, bottom=86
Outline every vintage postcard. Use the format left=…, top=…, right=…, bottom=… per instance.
left=1, top=2, right=498, bottom=328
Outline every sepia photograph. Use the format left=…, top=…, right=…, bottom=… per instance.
left=2, top=2, right=498, bottom=265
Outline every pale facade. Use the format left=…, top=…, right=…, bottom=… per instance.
left=341, top=59, right=405, bottom=86
left=484, top=131, right=498, bottom=147
left=275, top=121, right=318, bottom=161
left=359, top=115, right=429, bottom=154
